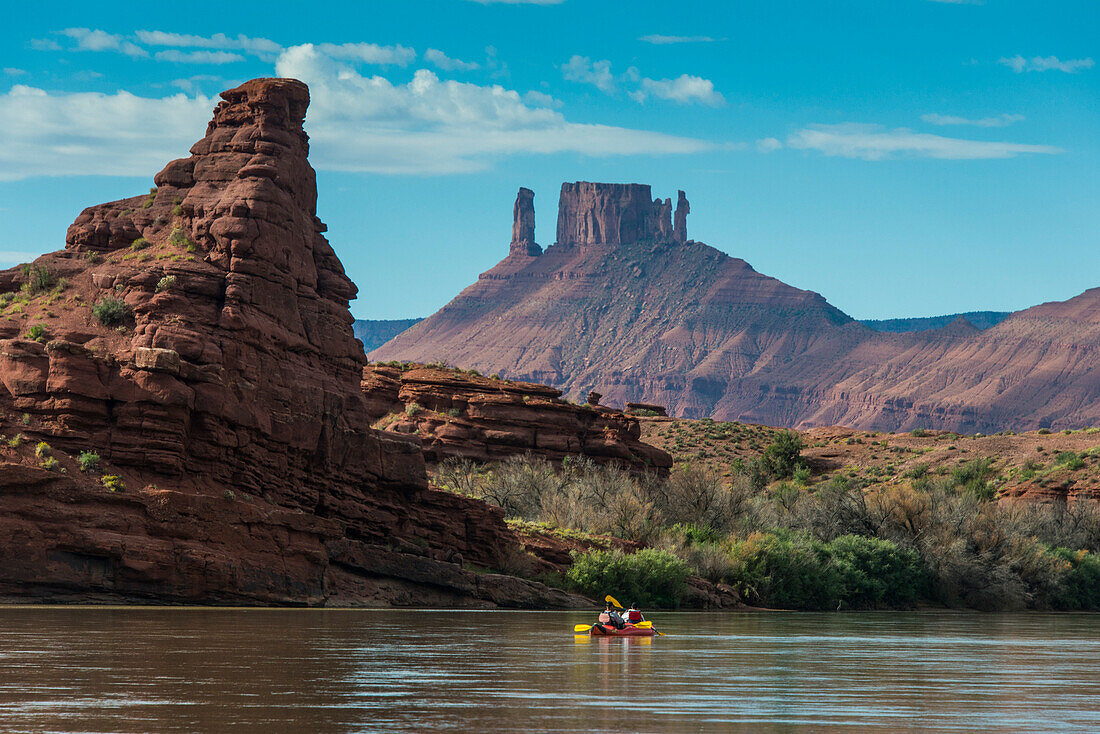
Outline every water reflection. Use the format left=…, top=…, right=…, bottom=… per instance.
left=0, top=608, right=1097, bottom=732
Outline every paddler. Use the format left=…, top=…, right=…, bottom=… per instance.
left=597, top=602, right=626, bottom=630
left=624, top=603, right=645, bottom=625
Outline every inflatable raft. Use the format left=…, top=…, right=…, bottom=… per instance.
left=588, top=624, right=656, bottom=637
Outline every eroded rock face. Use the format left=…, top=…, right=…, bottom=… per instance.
left=0, top=78, right=589, bottom=608
left=555, top=182, right=687, bottom=246
left=509, top=187, right=541, bottom=257
left=362, top=364, right=672, bottom=474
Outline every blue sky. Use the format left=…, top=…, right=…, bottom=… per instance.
left=1, top=0, right=1096, bottom=320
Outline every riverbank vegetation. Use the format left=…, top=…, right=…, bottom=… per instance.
left=435, top=432, right=1100, bottom=610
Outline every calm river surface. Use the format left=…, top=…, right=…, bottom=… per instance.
left=0, top=608, right=1097, bottom=733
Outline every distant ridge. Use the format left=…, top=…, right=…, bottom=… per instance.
left=861, top=311, right=1011, bottom=333
left=354, top=318, right=423, bottom=351
left=372, top=182, right=1100, bottom=433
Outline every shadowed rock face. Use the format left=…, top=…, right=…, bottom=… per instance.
left=555, top=182, right=686, bottom=246
left=372, top=183, right=1100, bottom=435
left=0, top=79, right=588, bottom=608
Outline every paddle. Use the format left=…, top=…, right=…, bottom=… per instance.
left=631, top=621, right=665, bottom=636
left=604, top=595, right=623, bottom=609
left=574, top=623, right=594, bottom=633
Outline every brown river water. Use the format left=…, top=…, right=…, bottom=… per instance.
left=0, top=608, right=1097, bottom=733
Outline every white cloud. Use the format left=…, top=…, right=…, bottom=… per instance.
left=560, top=55, right=615, bottom=92
left=0, top=85, right=213, bottom=180
left=562, top=56, right=723, bottom=106
left=999, top=55, right=1094, bottom=73
left=634, top=75, right=724, bottom=106
left=523, top=90, right=560, bottom=108
left=154, top=50, right=244, bottom=65
left=29, top=38, right=62, bottom=52
left=135, top=31, right=281, bottom=55
left=639, top=35, right=721, bottom=45
left=274, top=44, right=710, bottom=174
left=315, top=42, right=417, bottom=66
left=0, top=43, right=711, bottom=181
left=60, top=28, right=147, bottom=57
left=756, top=137, right=782, bottom=153
left=424, top=48, right=480, bottom=71
left=3, top=68, right=27, bottom=76
left=171, top=75, right=226, bottom=93
left=786, top=123, right=1062, bottom=160
left=921, top=112, right=1024, bottom=127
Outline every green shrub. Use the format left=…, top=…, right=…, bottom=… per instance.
left=911, top=428, right=928, bottom=438
left=101, top=475, right=124, bottom=492
left=826, top=535, right=927, bottom=608
left=34, top=441, right=51, bottom=459
left=24, top=323, right=48, bottom=343
left=1048, top=548, right=1100, bottom=610
left=952, top=457, right=997, bottom=500
left=130, top=237, right=150, bottom=251
left=39, top=456, right=60, bottom=472
left=566, top=548, right=689, bottom=608
left=1038, top=428, right=1052, bottom=435
left=171, top=205, right=183, bottom=216
left=77, top=450, right=100, bottom=473
left=20, top=264, right=54, bottom=295
left=155, top=275, right=177, bottom=293
left=761, top=430, right=805, bottom=480
left=405, top=402, right=423, bottom=416
left=726, top=531, right=927, bottom=610
left=905, top=463, right=930, bottom=480
left=91, top=296, right=130, bottom=326
left=1054, top=452, right=1086, bottom=471
left=142, top=188, right=156, bottom=209
left=167, top=227, right=193, bottom=248
left=727, top=531, right=841, bottom=610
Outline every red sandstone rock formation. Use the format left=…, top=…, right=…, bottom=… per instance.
left=372, top=183, right=1099, bottom=434
left=0, top=79, right=586, bottom=608
left=555, top=182, right=681, bottom=247
left=509, top=187, right=541, bottom=257
left=361, top=364, right=672, bottom=473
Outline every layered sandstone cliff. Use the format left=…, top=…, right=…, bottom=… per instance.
left=372, top=183, right=1099, bottom=433
left=0, top=79, right=585, bottom=608
left=362, top=363, right=672, bottom=473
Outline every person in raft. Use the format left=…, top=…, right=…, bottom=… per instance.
left=624, top=603, right=645, bottom=625
left=598, top=602, right=626, bottom=630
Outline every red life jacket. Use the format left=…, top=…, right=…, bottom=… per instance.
left=625, top=610, right=643, bottom=623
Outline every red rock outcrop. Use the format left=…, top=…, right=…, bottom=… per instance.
left=555, top=182, right=683, bottom=247
left=372, top=182, right=1099, bottom=434
left=362, top=363, right=673, bottom=473
left=0, top=79, right=588, bottom=608
left=510, top=187, right=541, bottom=257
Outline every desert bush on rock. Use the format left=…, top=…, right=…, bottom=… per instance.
left=20, top=265, right=54, bottom=295
left=92, top=296, right=130, bottom=326
left=77, top=451, right=100, bottom=473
